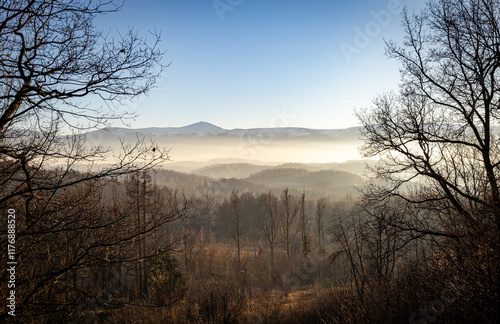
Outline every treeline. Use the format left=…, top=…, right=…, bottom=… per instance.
left=168, top=184, right=499, bottom=323
left=0, top=165, right=344, bottom=322
left=3, top=164, right=497, bottom=323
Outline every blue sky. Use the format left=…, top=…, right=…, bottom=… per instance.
left=97, top=0, right=425, bottom=130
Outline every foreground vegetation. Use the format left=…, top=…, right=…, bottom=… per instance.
left=1, top=171, right=498, bottom=323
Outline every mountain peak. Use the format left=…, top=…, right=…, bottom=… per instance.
left=178, top=121, right=225, bottom=136
left=185, top=121, right=223, bottom=130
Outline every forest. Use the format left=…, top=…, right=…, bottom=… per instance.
left=1, top=0, right=500, bottom=323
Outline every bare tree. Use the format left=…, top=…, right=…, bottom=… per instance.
left=357, top=0, right=500, bottom=235
left=332, top=204, right=368, bottom=298
left=180, top=207, right=194, bottom=273
left=279, top=188, right=299, bottom=260
left=357, top=0, right=500, bottom=318
left=259, top=192, right=280, bottom=270
left=201, top=190, right=216, bottom=244
left=0, top=0, right=171, bottom=320
left=229, top=190, right=245, bottom=269
left=0, top=1, right=163, bottom=133
left=0, top=0, right=167, bottom=209
left=316, top=198, right=326, bottom=277
left=0, top=175, right=188, bottom=321
left=299, top=191, right=311, bottom=258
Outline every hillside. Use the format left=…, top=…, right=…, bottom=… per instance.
left=150, top=166, right=362, bottom=200
left=192, top=163, right=271, bottom=179
left=246, top=168, right=363, bottom=189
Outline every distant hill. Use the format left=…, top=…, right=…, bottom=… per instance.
left=153, top=169, right=302, bottom=199
left=273, top=163, right=322, bottom=172
left=296, top=170, right=363, bottom=187
left=167, top=160, right=375, bottom=176
left=247, top=168, right=310, bottom=185
left=192, top=163, right=272, bottom=179
left=246, top=168, right=363, bottom=191
left=150, top=166, right=362, bottom=200
left=153, top=169, right=212, bottom=192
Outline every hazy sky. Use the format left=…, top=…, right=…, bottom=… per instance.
left=97, top=0, right=425, bottom=130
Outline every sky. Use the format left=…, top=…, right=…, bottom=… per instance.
left=96, top=0, right=426, bottom=130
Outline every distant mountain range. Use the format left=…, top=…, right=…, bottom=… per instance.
left=82, top=121, right=366, bottom=163
left=87, top=121, right=362, bottom=140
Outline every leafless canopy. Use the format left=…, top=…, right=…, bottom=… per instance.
left=0, top=0, right=169, bottom=206
left=0, top=0, right=164, bottom=133
left=0, top=2, right=175, bottom=320
left=358, top=0, right=500, bottom=232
